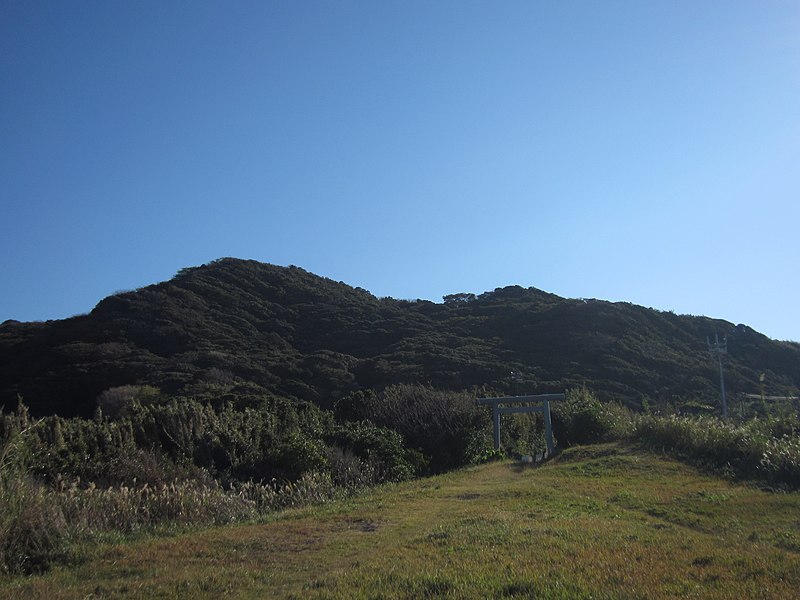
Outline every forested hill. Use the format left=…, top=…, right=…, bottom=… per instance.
left=2, top=258, right=798, bottom=417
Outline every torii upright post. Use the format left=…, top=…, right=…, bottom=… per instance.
left=477, top=393, right=564, bottom=457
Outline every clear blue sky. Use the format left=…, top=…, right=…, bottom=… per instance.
left=2, top=2, right=799, bottom=341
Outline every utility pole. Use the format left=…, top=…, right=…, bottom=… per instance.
left=510, top=371, right=522, bottom=396
left=707, top=333, right=728, bottom=419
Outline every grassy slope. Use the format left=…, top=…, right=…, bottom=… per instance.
left=3, top=443, right=800, bottom=599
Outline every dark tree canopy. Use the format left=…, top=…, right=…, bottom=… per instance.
left=1, top=257, right=798, bottom=417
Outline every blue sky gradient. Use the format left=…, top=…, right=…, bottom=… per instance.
left=2, top=2, right=799, bottom=341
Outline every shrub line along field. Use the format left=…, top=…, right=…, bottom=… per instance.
left=2, top=442, right=799, bottom=599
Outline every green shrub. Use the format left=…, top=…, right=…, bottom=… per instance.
left=325, top=420, right=418, bottom=482
left=472, top=447, right=507, bottom=464
left=551, top=387, right=617, bottom=446
left=361, top=384, right=483, bottom=473
left=277, top=432, right=330, bottom=479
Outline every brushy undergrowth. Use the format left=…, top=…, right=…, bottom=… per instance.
left=552, top=386, right=634, bottom=445
left=1, top=474, right=69, bottom=575
left=549, top=387, right=800, bottom=489
left=0, top=402, right=349, bottom=575
left=1, top=417, right=68, bottom=575
left=631, top=413, right=800, bottom=487
left=2, top=384, right=800, bottom=577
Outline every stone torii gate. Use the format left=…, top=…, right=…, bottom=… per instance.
left=476, top=393, right=565, bottom=457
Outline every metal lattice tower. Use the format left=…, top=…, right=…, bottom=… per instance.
left=707, top=333, right=728, bottom=419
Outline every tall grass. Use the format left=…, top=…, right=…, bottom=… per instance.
left=1, top=468, right=342, bottom=574
left=1, top=414, right=69, bottom=574
left=0, top=402, right=346, bottom=574
left=54, top=470, right=340, bottom=534
left=549, top=387, right=800, bottom=488
left=0, top=474, right=68, bottom=575
left=631, top=413, right=800, bottom=486
left=0, top=394, right=406, bottom=575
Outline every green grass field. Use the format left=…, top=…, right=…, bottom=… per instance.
left=3, top=443, right=799, bottom=599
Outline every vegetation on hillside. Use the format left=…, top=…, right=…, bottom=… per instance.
left=2, top=258, right=799, bottom=579
left=3, top=383, right=800, bottom=576
left=2, top=258, right=798, bottom=418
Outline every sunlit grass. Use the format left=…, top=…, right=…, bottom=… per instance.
left=3, top=443, right=799, bottom=598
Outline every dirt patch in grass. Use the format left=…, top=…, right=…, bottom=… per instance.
left=456, top=492, right=480, bottom=500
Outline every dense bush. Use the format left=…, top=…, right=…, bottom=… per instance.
left=1, top=392, right=419, bottom=489
left=351, top=384, right=485, bottom=473
left=551, top=387, right=630, bottom=446
left=326, top=421, right=418, bottom=482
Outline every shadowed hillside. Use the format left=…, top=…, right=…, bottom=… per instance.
left=1, top=258, right=798, bottom=417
